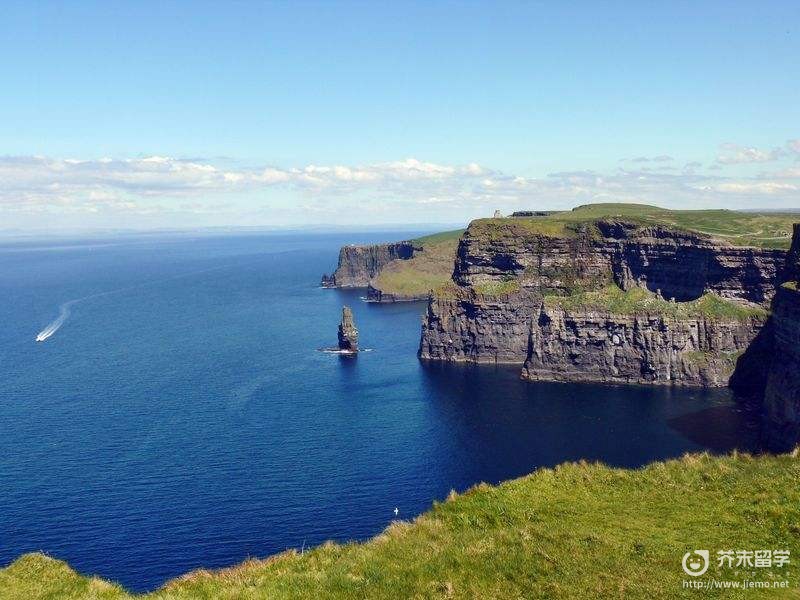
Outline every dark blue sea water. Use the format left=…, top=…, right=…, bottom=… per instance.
left=0, top=232, right=761, bottom=592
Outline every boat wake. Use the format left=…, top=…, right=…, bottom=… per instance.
left=35, top=300, right=79, bottom=341
left=35, top=290, right=113, bottom=342
left=35, top=261, right=244, bottom=343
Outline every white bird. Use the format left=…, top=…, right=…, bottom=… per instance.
left=393, top=507, right=399, bottom=516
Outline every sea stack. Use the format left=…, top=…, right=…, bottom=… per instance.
left=337, top=306, right=359, bottom=353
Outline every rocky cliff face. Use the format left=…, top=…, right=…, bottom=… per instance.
left=366, top=285, right=428, bottom=303
left=762, top=285, right=800, bottom=450
left=420, top=218, right=787, bottom=388
left=761, top=225, right=800, bottom=450
left=419, top=289, right=535, bottom=363
left=521, top=304, right=765, bottom=386
left=421, top=214, right=800, bottom=445
left=454, top=221, right=785, bottom=304
left=322, top=242, right=415, bottom=287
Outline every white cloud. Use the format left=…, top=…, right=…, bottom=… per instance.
left=716, top=142, right=784, bottom=165
left=1, top=149, right=799, bottom=225
left=702, top=182, right=798, bottom=194
left=624, top=155, right=674, bottom=164
left=771, top=166, right=800, bottom=178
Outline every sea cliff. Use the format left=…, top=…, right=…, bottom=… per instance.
left=521, top=303, right=764, bottom=387
left=321, top=241, right=415, bottom=287
left=417, top=204, right=800, bottom=447
left=452, top=219, right=785, bottom=304
left=322, top=230, right=462, bottom=301
left=763, top=285, right=800, bottom=450
left=762, top=225, right=800, bottom=451
left=419, top=287, right=534, bottom=363
left=420, top=215, right=783, bottom=388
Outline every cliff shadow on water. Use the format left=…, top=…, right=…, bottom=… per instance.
left=416, top=361, right=764, bottom=474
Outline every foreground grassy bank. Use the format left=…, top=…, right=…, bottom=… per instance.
left=2, top=452, right=799, bottom=599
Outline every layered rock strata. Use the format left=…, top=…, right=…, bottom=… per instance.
left=421, top=220, right=787, bottom=368
left=419, top=288, right=534, bottom=363
left=454, top=221, right=785, bottom=305
left=366, top=284, right=428, bottom=303
left=321, top=242, right=415, bottom=287
left=761, top=225, right=800, bottom=450
left=520, top=305, right=765, bottom=387
left=762, top=285, right=800, bottom=450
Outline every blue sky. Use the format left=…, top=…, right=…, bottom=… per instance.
left=1, top=1, right=799, bottom=230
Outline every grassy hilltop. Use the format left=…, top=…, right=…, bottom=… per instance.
left=471, top=204, right=798, bottom=249
left=2, top=452, right=799, bottom=599
left=371, top=229, right=462, bottom=298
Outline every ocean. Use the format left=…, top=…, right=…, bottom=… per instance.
left=0, top=231, right=760, bottom=592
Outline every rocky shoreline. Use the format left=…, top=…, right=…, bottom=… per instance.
left=365, top=284, right=428, bottom=303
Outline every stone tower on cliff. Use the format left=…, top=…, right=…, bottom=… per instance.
left=337, top=306, right=359, bottom=352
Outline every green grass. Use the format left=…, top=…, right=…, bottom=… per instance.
left=470, top=203, right=799, bottom=248
left=472, top=279, right=521, bottom=296
left=545, top=285, right=769, bottom=321
left=372, top=236, right=459, bottom=297
left=412, top=228, right=465, bottom=246
left=683, top=350, right=711, bottom=368
left=2, top=452, right=799, bottom=599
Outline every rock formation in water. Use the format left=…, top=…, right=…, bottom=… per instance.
left=321, top=241, right=415, bottom=288
left=337, top=306, right=359, bottom=352
left=419, top=218, right=787, bottom=390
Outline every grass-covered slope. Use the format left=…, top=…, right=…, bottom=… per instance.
left=3, top=452, right=799, bottom=599
left=545, top=286, right=769, bottom=321
left=371, top=229, right=462, bottom=297
left=473, top=204, right=798, bottom=249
